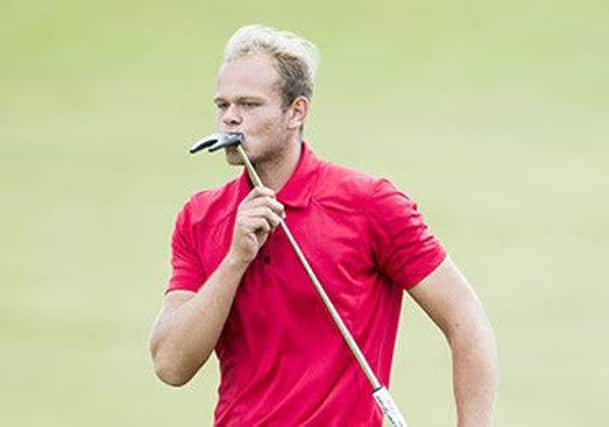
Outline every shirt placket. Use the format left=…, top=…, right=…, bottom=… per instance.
left=260, top=230, right=277, bottom=286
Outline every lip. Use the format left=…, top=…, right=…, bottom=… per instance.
left=223, top=130, right=246, bottom=139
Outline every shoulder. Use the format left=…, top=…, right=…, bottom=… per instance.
left=176, top=177, right=242, bottom=229
left=313, top=159, right=394, bottom=207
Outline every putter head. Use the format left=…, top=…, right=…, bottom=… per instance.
left=189, top=132, right=244, bottom=154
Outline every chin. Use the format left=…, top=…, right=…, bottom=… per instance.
left=225, top=149, right=244, bottom=166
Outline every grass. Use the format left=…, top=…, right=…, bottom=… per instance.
left=1, top=1, right=608, bottom=425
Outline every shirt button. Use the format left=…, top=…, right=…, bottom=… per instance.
left=263, top=255, right=271, bottom=264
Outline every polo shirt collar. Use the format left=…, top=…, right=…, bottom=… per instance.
left=237, top=141, right=320, bottom=209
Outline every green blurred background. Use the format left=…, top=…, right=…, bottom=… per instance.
left=2, top=1, right=607, bottom=425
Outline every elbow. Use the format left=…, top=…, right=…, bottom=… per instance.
left=150, top=339, right=211, bottom=387
left=148, top=321, right=215, bottom=387
left=154, top=363, right=192, bottom=387
left=149, top=339, right=194, bottom=387
left=151, top=352, right=195, bottom=387
left=447, top=318, right=499, bottom=373
left=445, top=311, right=497, bottom=358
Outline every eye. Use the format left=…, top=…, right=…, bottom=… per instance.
left=241, top=101, right=260, bottom=108
left=216, top=102, right=229, bottom=111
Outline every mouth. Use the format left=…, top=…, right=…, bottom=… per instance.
left=208, top=132, right=245, bottom=152
left=190, top=132, right=245, bottom=154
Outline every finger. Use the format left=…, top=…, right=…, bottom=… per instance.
left=269, top=198, right=285, bottom=215
left=244, top=196, right=285, bottom=215
left=243, top=207, right=282, bottom=230
left=241, top=186, right=275, bottom=204
left=247, top=217, right=271, bottom=235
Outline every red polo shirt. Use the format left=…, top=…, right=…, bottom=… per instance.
left=167, top=142, right=446, bottom=426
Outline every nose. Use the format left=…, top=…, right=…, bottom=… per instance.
left=221, top=104, right=242, bottom=129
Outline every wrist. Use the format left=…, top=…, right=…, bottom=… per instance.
left=224, top=250, right=253, bottom=272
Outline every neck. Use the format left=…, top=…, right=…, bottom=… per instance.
left=254, top=138, right=302, bottom=192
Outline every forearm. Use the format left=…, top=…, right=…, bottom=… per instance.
left=450, top=322, right=498, bottom=427
left=151, top=253, right=249, bottom=385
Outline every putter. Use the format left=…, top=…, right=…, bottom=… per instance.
left=190, top=132, right=408, bottom=427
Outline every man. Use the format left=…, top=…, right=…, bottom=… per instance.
left=149, top=25, right=498, bottom=426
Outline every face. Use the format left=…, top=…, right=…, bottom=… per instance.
left=214, top=54, right=291, bottom=166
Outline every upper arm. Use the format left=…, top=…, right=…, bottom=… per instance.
left=149, top=290, right=196, bottom=352
left=407, top=257, right=491, bottom=341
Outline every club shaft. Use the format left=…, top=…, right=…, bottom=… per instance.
left=236, top=145, right=381, bottom=389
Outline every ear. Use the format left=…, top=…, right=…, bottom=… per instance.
left=286, top=96, right=310, bottom=131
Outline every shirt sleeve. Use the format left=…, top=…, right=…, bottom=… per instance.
left=166, top=201, right=206, bottom=294
left=368, top=178, right=446, bottom=289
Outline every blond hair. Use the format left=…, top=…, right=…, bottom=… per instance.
left=224, top=25, right=320, bottom=109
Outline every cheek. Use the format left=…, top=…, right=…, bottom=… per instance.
left=256, top=109, right=286, bottom=133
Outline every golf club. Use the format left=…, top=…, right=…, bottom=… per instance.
left=189, top=132, right=408, bottom=427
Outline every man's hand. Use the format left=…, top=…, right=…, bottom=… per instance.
left=228, top=186, right=285, bottom=264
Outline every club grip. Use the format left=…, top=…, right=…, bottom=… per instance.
left=372, top=386, right=408, bottom=427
